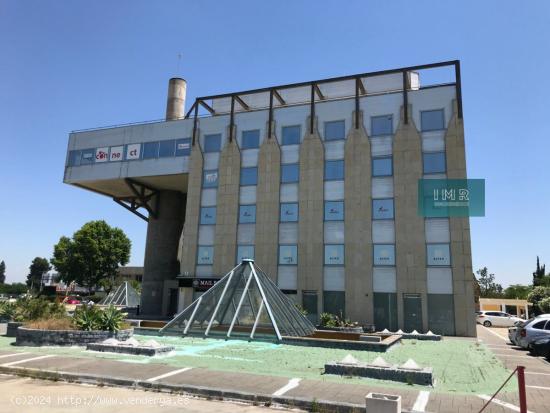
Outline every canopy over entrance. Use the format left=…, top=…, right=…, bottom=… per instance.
left=99, top=281, right=141, bottom=307
left=160, top=260, right=315, bottom=340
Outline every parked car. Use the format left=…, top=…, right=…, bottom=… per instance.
left=477, top=311, right=523, bottom=327
left=516, top=315, right=550, bottom=349
left=529, top=337, right=550, bottom=359
left=508, top=325, right=521, bottom=345
left=63, top=296, right=81, bottom=305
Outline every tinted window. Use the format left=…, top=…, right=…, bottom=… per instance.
left=372, top=157, right=392, bottom=176
left=423, top=152, right=446, bottom=174
left=281, top=164, right=299, bottom=183
left=373, top=244, right=395, bottom=266
left=324, top=201, right=344, bottom=221
left=68, top=150, right=81, bottom=166
left=324, top=120, right=345, bottom=141
left=371, top=115, right=393, bottom=136
left=373, top=199, right=394, bottom=220
left=427, top=244, right=451, bottom=266
left=197, top=246, right=214, bottom=264
left=239, top=205, right=256, bottom=223
left=236, top=245, right=255, bottom=262
left=204, top=134, right=221, bottom=152
left=242, top=130, right=260, bottom=149
left=532, top=321, right=547, bottom=329
left=279, top=245, right=298, bottom=265
left=80, top=149, right=95, bottom=165
left=143, top=142, right=159, bottom=159
left=240, top=167, right=258, bottom=186
left=280, top=203, right=298, bottom=222
left=202, top=170, right=219, bottom=188
left=421, top=109, right=445, bottom=131
left=159, top=140, right=175, bottom=157
left=175, top=138, right=191, bottom=156
left=200, top=207, right=216, bottom=225
left=324, top=244, right=345, bottom=265
left=325, top=160, right=344, bottom=181
left=282, top=125, right=301, bottom=145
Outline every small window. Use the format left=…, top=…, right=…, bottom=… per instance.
left=240, top=167, right=258, bottom=186
left=143, top=142, right=159, bottom=159
left=324, top=120, right=345, bottom=141
left=324, top=244, right=345, bottom=265
left=239, top=205, right=256, bottom=223
left=197, top=246, right=214, bottom=264
left=371, top=115, right=393, bottom=136
left=372, top=157, right=392, bottom=177
left=423, top=152, right=446, bottom=174
left=281, top=164, right=299, bottom=183
left=68, top=150, right=81, bottom=166
left=280, top=203, right=298, bottom=222
left=373, top=244, right=395, bottom=266
left=175, top=138, right=191, bottom=156
left=324, top=201, right=344, bottom=221
left=204, top=134, right=222, bottom=152
left=242, top=130, right=260, bottom=149
left=202, top=170, right=219, bottom=188
left=373, top=199, right=394, bottom=220
left=80, top=148, right=95, bottom=165
left=236, top=245, right=255, bottom=263
left=200, top=207, right=216, bottom=225
left=427, top=244, right=451, bottom=266
left=282, top=125, right=301, bottom=145
left=532, top=320, right=546, bottom=330
left=279, top=245, right=298, bottom=265
left=325, top=160, right=344, bottom=181
left=159, top=140, right=176, bottom=157
left=421, top=109, right=445, bottom=131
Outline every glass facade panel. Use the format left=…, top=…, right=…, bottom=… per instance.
left=197, top=246, right=214, bottom=265
left=302, top=291, right=318, bottom=324
left=279, top=245, right=298, bottom=265
left=200, top=207, right=216, bottom=225
left=324, top=120, right=345, bottom=141
left=143, top=141, right=159, bottom=159
left=239, top=186, right=256, bottom=204
left=241, top=130, right=260, bottom=149
left=239, top=205, right=256, bottom=223
left=202, top=170, right=219, bottom=188
left=324, top=181, right=345, bottom=200
left=68, top=150, right=81, bottom=166
left=204, top=134, right=222, bottom=152
left=428, top=294, right=455, bottom=335
left=373, top=199, right=394, bottom=219
left=372, top=157, right=392, bottom=176
left=324, top=221, right=344, bottom=244
left=427, top=244, right=451, bottom=266
left=324, top=201, right=344, bottom=221
left=423, top=152, right=446, bottom=174
left=323, top=291, right=345, bottom=317
left=280, top=183, right=298, bottom=202
left=324, top=244, right=344, bottom=265
left=282, top=125, right=301, bottom=145
left=373, top=267, right=396, bottom=293
left=175, top=138, right=191, bottom=156
left=279, top=222, right=298, bottom=244
left=373, top=292, right=398, bottom=331
left=240, top=167, right=258, bottom=186
left=80, top=149, right=95, bottom=165
left=421, top=109, right=445, bottom=131
left=371, top=115, right=393, bottom=136
left=281, top=164, right=299, bottom=183
left=323, top=267, right=345, bottom=291
left=159, top=139, right=175, bottom=157
left=373, top=244, right=395, bottom=266
left=325, top=160, right=344, bottom=181
left=236, top=245, right=255, bottom=263
left=280, top=203, right=298, bottom=222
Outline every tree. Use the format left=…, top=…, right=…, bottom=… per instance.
left=533, top=256, right=546, bottom=287
left=26, top=257, right=51, bottom=289
left=0, top=261, right=5, bottom=284
left=475, top=267, right=503, bottom=298
left=504, top=284, right=531, bottom=300
left=527, top=286, right=550, bottom=315
left=51, top=220, right=131, bottom=289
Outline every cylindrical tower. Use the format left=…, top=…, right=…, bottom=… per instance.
left=165, top=77, right=187, bottom=120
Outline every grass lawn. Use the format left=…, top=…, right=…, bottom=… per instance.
left=0, top=334, right=515, bottom=395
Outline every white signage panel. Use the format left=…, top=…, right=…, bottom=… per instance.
left=109, top=146, right=124, bottom=162
left=126, top=144, right=141, bottom=160
left=95, top=147, right=109, bottom=163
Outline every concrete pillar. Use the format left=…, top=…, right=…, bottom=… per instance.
left=446, top=100, right=476, bottom=337
left=255, top=122, right=281, bottom=281
left=213, top=134, right=241, bottom=275
left=393, top=105, right=428, bottom=332
left=165, top=78, right=187, bottom=121
left=344, top=110, right=373, bottom=324
left=141, top=190, right=185, bottom=316
left=298, top=117, right=324, bottom=316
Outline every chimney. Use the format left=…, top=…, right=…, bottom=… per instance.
left=165, top=78, right=187, bottom=120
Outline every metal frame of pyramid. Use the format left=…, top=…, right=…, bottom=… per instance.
left=160, top=260, right=315, bottom=341
left=99, top=281, right=140, bottom=307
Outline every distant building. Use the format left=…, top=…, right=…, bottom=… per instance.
left=117, top=266, right=143, bottom=283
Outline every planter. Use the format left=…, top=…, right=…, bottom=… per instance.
left=316, top=325, right=364, bottom=333
left=6, top=321, right=24, bottom=337
left=15, top=327, right=133, bottom=346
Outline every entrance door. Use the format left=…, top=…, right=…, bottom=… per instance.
left=168, top=288, right=179, bottom=317
left=403, top=294, right=423, bottom=332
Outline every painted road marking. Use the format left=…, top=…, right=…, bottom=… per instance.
left=477, top=394, right=534, bottom=413
left=146, top=367, right=193, bottom=382
left=411, top=390, right=430, bottom=412
left=2, top=355, right=55, bottom=367
left=527, top=385, right=550, bottom=390
left=481, top=326, right=509, bottom=342
left=0, top=353, right=28, bottom=359
left=492, top=353, right=534, bottom=358
left=526, top=371, right=550, bottom=376
left=272, top=378, right=301, bottom=396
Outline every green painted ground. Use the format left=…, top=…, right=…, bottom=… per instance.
left=0, top=335, right=515, bottom=395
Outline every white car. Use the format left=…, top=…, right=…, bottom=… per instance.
left=477, top=311, right=523, bottom=327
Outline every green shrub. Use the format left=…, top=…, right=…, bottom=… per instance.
left=73, top=305, right=102, bottom=331
left=4, top=297, right=67, bottom=322
left=99, top=305, right=126, bottom=332
left=539, top=297, right=550, bottom=313
left=0, top=301, right=17, bottom=321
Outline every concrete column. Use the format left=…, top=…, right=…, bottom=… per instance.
left=141, top=190, right=186, bottom=316
left=298, top=117, right=324, bottom=316
left=213, top=134, right=241, bottom=275
left=393, top=105, right=428, bottom=332
left=179, top=142, right=204, bottom=276
left=344, top=111, right=373, bottom=324
left=165, top=78, right=187, bottom=121
left=446, top=100, right=476, bottom=337
left=255, top=122, right=281, bottom=281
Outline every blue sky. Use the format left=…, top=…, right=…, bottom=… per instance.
left=1, top=1, right=549, bottom=287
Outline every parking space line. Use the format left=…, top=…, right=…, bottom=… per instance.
left=145, top=367, right=192, bottom=382
left=492, top=353, right=534, bottom=358
left=0, top=353, right=28, bottom=359
left=272, top=378, right=301, bottom=396
left=481, top=326, right=509, bottom=342
left=527, top=385, right=550, bottom=390
left=526, top=371, right=550, bottom=376
left=477, top=394, right=534, bottom=413
left=2, top=355, right=55, bottom=367
left=411, top=390, right=430, bottom=412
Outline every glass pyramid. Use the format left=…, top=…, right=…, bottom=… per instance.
left=160, top=260, right=315, bottom=340
left=99, top=281, right=141, bottom=307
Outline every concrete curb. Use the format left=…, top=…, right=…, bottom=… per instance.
left=0, top=365, right=381, bottom=413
